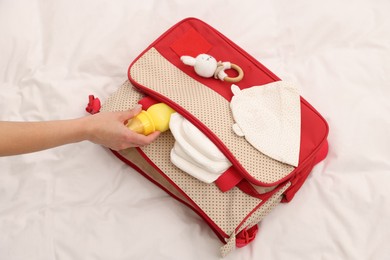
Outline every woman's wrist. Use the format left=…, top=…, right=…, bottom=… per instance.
left=76, top=115, right=96, bottom=144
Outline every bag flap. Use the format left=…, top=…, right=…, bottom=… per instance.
left=128, top=18, right=328, bottom=186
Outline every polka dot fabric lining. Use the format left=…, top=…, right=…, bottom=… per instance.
left=221, top=182, right=290, bottom=256
left=100, top=81, right=143, bottom=112
left=141, top=128, right=262, bottom=235
left=101, top=77, right=292, bottom=256
left=101, top=81, right=263, bottom=235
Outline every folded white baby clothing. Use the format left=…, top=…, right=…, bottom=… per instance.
left=169, top=113, right=232, bottom=183
left=230, top=81, right=301, bottom=167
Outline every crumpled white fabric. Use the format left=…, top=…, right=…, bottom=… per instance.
left=230, top=81, right=301, bottom=166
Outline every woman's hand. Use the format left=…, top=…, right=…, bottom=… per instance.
left=0, top=105, right=160, bottom=156
left=83, top=105, right=161, bottom=151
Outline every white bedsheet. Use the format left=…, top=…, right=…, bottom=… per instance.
left=1, top=1, right=389, bottom=259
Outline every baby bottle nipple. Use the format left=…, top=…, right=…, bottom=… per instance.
left=126, top=103, right=176, bottom=135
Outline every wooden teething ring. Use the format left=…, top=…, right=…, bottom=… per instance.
left=223, top=63, right=244, bottom=83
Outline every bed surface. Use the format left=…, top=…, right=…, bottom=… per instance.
left=1, top=1, right=389, bottom=259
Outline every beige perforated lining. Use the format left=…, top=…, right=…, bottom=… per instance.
left=100, top=81, right=143, bottom=112
left=221, top=181, right=290, bottom=256
left=101, top=81, right=291, bottom=237
left=129, top=47, right=294, bottom=185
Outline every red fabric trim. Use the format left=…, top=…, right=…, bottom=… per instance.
left=282, top=161, right=315, bottom=202
left=314, top=140, right=329, bottom=165
left=282, top=140, right=329, bottom=202
left=235, top=180, right=279, bottom=200
left=215, top=167, right=243, bottom=192
left=238, top=182, right=288, bottom=229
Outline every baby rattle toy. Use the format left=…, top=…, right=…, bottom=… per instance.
left=126, top=103, right=176, bottom=135
left=181, top=54, right=244, bottom=83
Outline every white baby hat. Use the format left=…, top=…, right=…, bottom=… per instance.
left=230, top=81, right=301, bottom=167
left=169, top=113, right=232, bottom=183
